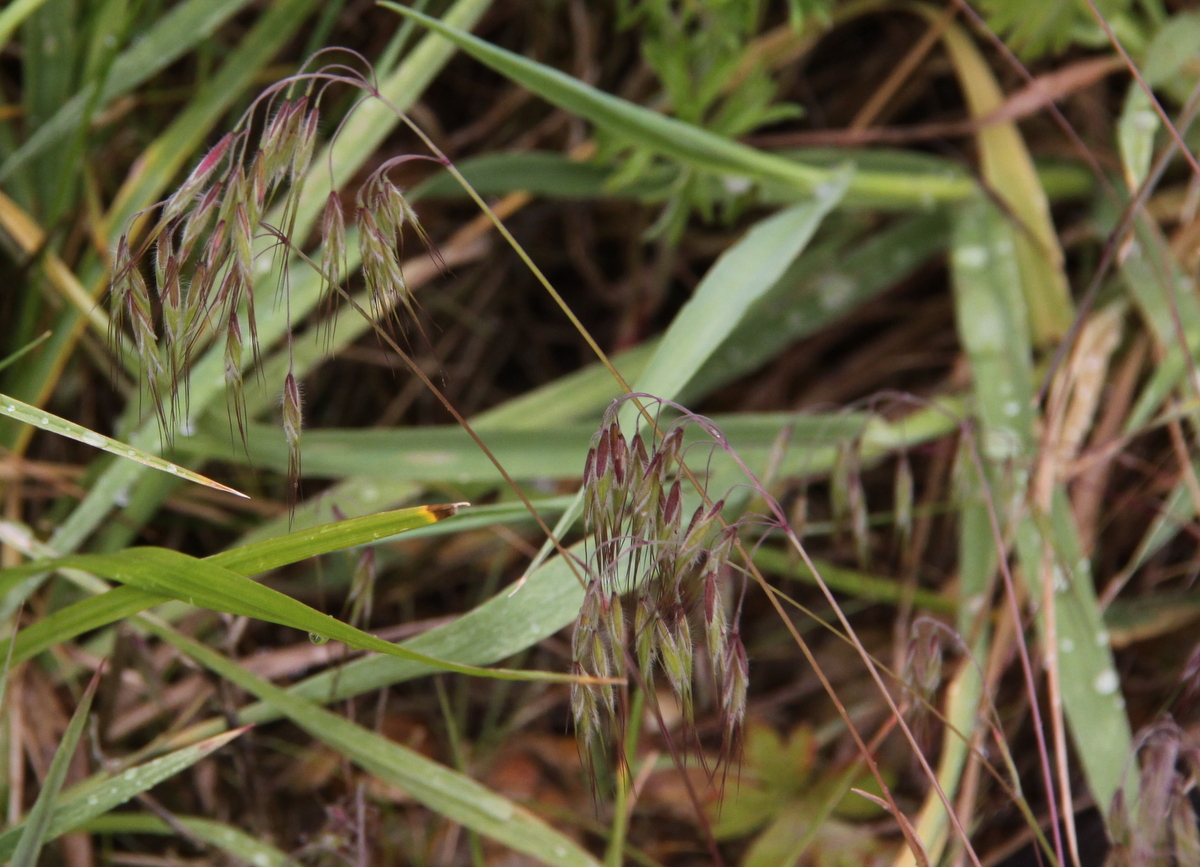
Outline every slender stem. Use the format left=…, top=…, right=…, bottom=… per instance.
left=605, top=687, right=645, bottom=867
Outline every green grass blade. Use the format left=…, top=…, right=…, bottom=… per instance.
left=0, top=0, right=255, bottom=185
left=5, top=505, right=456, bottom=663
left=753, top=547, right=954, bottom=613
left=0, top=0, right=53, bottom=46
left=380, top=2, right=974, bottom=207
left=144, top=620, right=603, bottom=867
left=0, top=331, right=51, bottom=374
left=0, top=728, right=246, bottom=861
left=682, top=209, right=950, bottom=403
left=0, top=391, right=246, bottom=498
left=952, top=195, right=1133, bottom=816
left=81, top=814, right=298, bottom=867
left=183, top=411, right=880, bottom=484
left=9, top=669, right=101, bottom=867
left=0, top=546, right=582, bottom=683
left=623, top=170, right=851, bottom=431
left=7, top=586, right=162, bottom=665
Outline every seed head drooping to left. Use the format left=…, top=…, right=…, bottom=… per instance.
left=107, top=59, right=435, bottom=504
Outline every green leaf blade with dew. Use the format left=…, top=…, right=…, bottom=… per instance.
left=9, top=670, right=101, bottom=867
left=2, top=504, right=457, bottom=663
left=147, top=622, right=603, bottom=867
left=0, top=391, right=246, bottom=498
left=0, top=546, right=582, bottom=684
left=0, top=729, right=247, bottom=861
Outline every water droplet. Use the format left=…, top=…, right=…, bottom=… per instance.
left=87, top=795, right=99, bottom=806
left=1094, top=669, right=1119, bottom=695
left=309, top=632, right=329, bottom=645
left=956, top=245, right=988, bottom=268
left=1060, top=638, right=1074, bottom=653
left=124, top=769, right=137, bottom=781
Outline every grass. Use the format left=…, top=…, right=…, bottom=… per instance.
left=3, top=1, right=1200, bottom=865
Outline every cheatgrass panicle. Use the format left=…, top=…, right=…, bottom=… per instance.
left=1107, top=722, right=1200, bottom=865
left=107, top=60, right=435, bottom=500
left=572, top=397, right=748, bottom=773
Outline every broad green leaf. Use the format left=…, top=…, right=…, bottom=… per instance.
left=184, top=412, right=870, bottom=482
left=681, top=209, right=950, bottom=403
left=0, top=728, right=246, bottom=861
left=624, top=169, right=851, bottom=432
left=381, top=2, right=973, bottom=208
left=6, top=505, right=457, bottom=663
left=146, top=621, right=603, bottom=867
left=952, top=197, right=1133, bottom=818
left=10, top=670, right=101, bottom=867
left=0, top=391, right=245, bottom=498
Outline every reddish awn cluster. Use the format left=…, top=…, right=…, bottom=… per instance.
left=573, top=399, right=748, bottom=769
left=107, top=55, right=440, bottom=493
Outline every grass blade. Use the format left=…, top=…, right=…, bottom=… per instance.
left=81, top=814, right=299, bottom=867
left=380, top=2, right=973, bottom=207
left=9, top=668, right=102, bottom=867
left=0, top=728, right=246, bottom=861
left=0, top=391, right=246, bottom=498
left=144, top=620, right=603, bottom=867
left=938, top=17, right=1073, bottom=346
left=0, top=545, right=585, bottom=684
left=5, top=504, right=458, bottom=663
left=624, top=169, right=851, bottom=431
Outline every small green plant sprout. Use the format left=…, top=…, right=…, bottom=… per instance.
left=106, top=52, right=440, bottom=493
left=572, top=395, right=748, bottom=773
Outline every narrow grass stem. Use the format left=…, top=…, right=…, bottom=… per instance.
left=605, top=687, right=644, bottom=867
